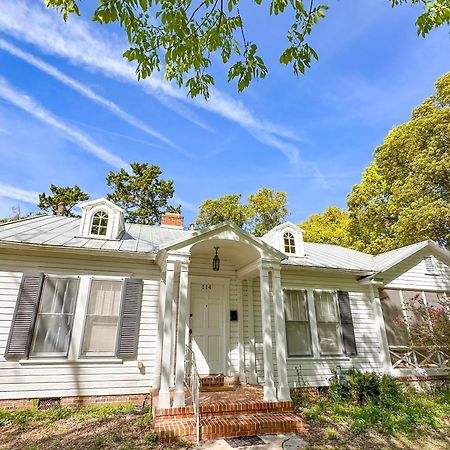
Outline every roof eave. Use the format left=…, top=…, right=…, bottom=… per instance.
left=0, top=240, right=156, bottom=260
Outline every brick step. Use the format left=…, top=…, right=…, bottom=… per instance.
left=154, top=412, right=305, bottom=442
left=154, top=400, right=294, bottom=420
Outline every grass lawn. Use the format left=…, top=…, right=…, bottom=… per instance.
left=295, top=388, right=450, bottom=449
left=1, top=387, right=449, bottom=449
left=0, top=404, right=189, bottom=450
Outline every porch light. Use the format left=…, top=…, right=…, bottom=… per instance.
left=212, top=246, right=220, bottom=271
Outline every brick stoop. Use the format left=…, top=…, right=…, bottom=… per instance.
left=153, top=388, right=305, bottom=442
left=154, top=412, right=305, bottom=442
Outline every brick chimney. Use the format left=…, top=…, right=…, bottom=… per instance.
left=160, top=212, right=184, bottom=229
left=56, top=202, right=66, bottom=216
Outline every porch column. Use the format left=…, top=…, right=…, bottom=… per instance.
left=259, top=263, right=277, bottom=402
left=152, top=274, right=166, bottom=390
left=159, top=259, right=177, bottom=408
left=369, top=284, right=392, bottom=374
left=246, top=278, right=257, bottom=384
left=272, top=267, right=291, bottom=401
left=173, top=257, right=190, bottom=407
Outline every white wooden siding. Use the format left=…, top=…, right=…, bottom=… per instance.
left=383, top=250, right=450, bottom=291
left=241, top=268, right=383, bottom=387
left=0, top=247, right=160, bottom=400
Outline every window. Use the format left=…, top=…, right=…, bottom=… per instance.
left=424, top=256, right=437, bottom=274
left=285, top=290, right=312, bottom=356
left=90, top=211, right=109, bottom=236
left=30, top=277, right=79, bottom=357
left=283, top=232, right=296, bottom=254
left=81, top=280, right=123, bottom=357
left=314, top=291, right=342, bottom=355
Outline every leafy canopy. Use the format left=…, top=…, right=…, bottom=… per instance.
left=302, top=71, right=450, bottom=254
left=299, top=206, right=350, bottom=247
left=247, top=188, right=288, bottom=237
left=347, top=71, right=450, bottom=253
left=38, top=184, right=89, bottom=216
left=196, top=187, right=289, bottom=235
left=106, top=162, right=178, bottom=225
left=44, top=0, right=449, bottom=98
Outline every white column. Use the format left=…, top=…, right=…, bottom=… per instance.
left=173, top=258, right=190, bottom=407
left=246, top=278, right=257, bottom=384
left=152, top=274, right=166, bottom=390
left=237, top=280, right=245, bottom=382
left=369, top=284, right=392, bottom=374
left=159, top=259, right=176, bottom=408
left=272, top=267, right=291, bottom=401
left=259, top=264, right=277, bottom=402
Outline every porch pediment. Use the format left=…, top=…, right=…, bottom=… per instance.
left=158, top=222, right=286, bottom=262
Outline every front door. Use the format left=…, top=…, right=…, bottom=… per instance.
left=189, top=283, right=224, bottom=375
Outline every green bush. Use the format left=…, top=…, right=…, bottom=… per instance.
left=143, top=431, right=158, bottom=446
left=329, top=369, right=402, bottom=407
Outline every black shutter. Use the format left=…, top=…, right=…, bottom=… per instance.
left=117, top=278, right=143, bottom=359
left=5, top=273, right=44, bottom=360
left=337, top=290, right=357, bottom=356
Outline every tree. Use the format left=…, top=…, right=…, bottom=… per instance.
left=347, top=71, right=450, bottom=254
left=106, top=162, right=177, bottom=225
left=38, top=184, right=89, bottom=216
left=398, top=292, right=450, bottom=356
left=299, top=206, right=351, bottom=246
left=195, top=187, right=289, bottom=234
left=247, top=188, right=288, bottom=237
left=45, top=0, right=449, bottom=98
left=195, top=194, right=247, bottom=229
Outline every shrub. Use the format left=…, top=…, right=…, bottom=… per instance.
left=329, top=369, right=402, bottom=407
left=143, top=431, right=158, bottom=446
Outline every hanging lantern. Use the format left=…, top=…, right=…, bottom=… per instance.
left=212, top=246, right=220, bottom=271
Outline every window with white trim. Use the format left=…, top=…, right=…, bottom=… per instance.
left=314, top=291, right=342, bottom=355
left=90, top=210, right=109, bottom=236
left=284, top=290, right=312, bottom=356
left=283, top=232, right=296, bottom=254
left=81, top=279, right=123, bottom=357
left=30, top=277, right=79, bottom=357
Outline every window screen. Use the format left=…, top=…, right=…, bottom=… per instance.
left=30, top=277, right=79, bottom=357
left=285, top=290, right=312, bottom=356
left=314, top=291, right=342, bottom=355
left=81, top=280, right=122, bottom=356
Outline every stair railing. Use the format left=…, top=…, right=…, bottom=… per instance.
left=184, top=344, right=200, bottom=443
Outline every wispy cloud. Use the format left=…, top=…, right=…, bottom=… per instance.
left=0, top=76, right=129, bottom=169
left=0, top=38, right=194, bottom=158
left=173, top=195, right=198, bottom=213
left=0, top=181, right=38, bottom=204
left=0, top=1, right=302, bottom=163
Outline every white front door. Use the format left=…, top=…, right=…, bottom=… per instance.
left=189, top=283, right=224, bottom=375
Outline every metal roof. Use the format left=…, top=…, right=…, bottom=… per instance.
left=283, top=242, right=376, bottom=272
left=0, top=215, right=447, bottom=273
left=0, top=215, right=194, bottom=255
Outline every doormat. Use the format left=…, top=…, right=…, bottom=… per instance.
left=225, top=435, right=266, bottom=448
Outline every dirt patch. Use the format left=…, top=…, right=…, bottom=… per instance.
left=303, top=419, right=450, bottom=450
left=0, top=414, right=186, bottom=450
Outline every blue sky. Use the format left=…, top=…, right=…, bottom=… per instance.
left=0, top=0, right=449, bottom=226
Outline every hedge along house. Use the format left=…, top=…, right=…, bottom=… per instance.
left=1, top=198, right=449, bottom=420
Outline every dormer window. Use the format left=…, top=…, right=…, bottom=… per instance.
left=90, top=211, right=109, bottom=237
left=284, top=232, right=296, bottom=254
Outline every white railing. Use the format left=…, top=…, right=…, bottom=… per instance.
left=389, top=346, right=450, bottom=370
left=184, top=344, right=200, bottom=443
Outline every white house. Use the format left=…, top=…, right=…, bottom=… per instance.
left=1, top=198, right=449, bottom=411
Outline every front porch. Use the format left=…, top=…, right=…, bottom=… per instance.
left=152, top=223, right=293, bottom=409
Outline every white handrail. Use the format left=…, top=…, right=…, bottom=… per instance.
left=184, top=344, right=200, bottom=443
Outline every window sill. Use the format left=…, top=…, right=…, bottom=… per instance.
left=19, top=358, right=124, bottom=365
left=288, top=356, right=351, bottom=362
